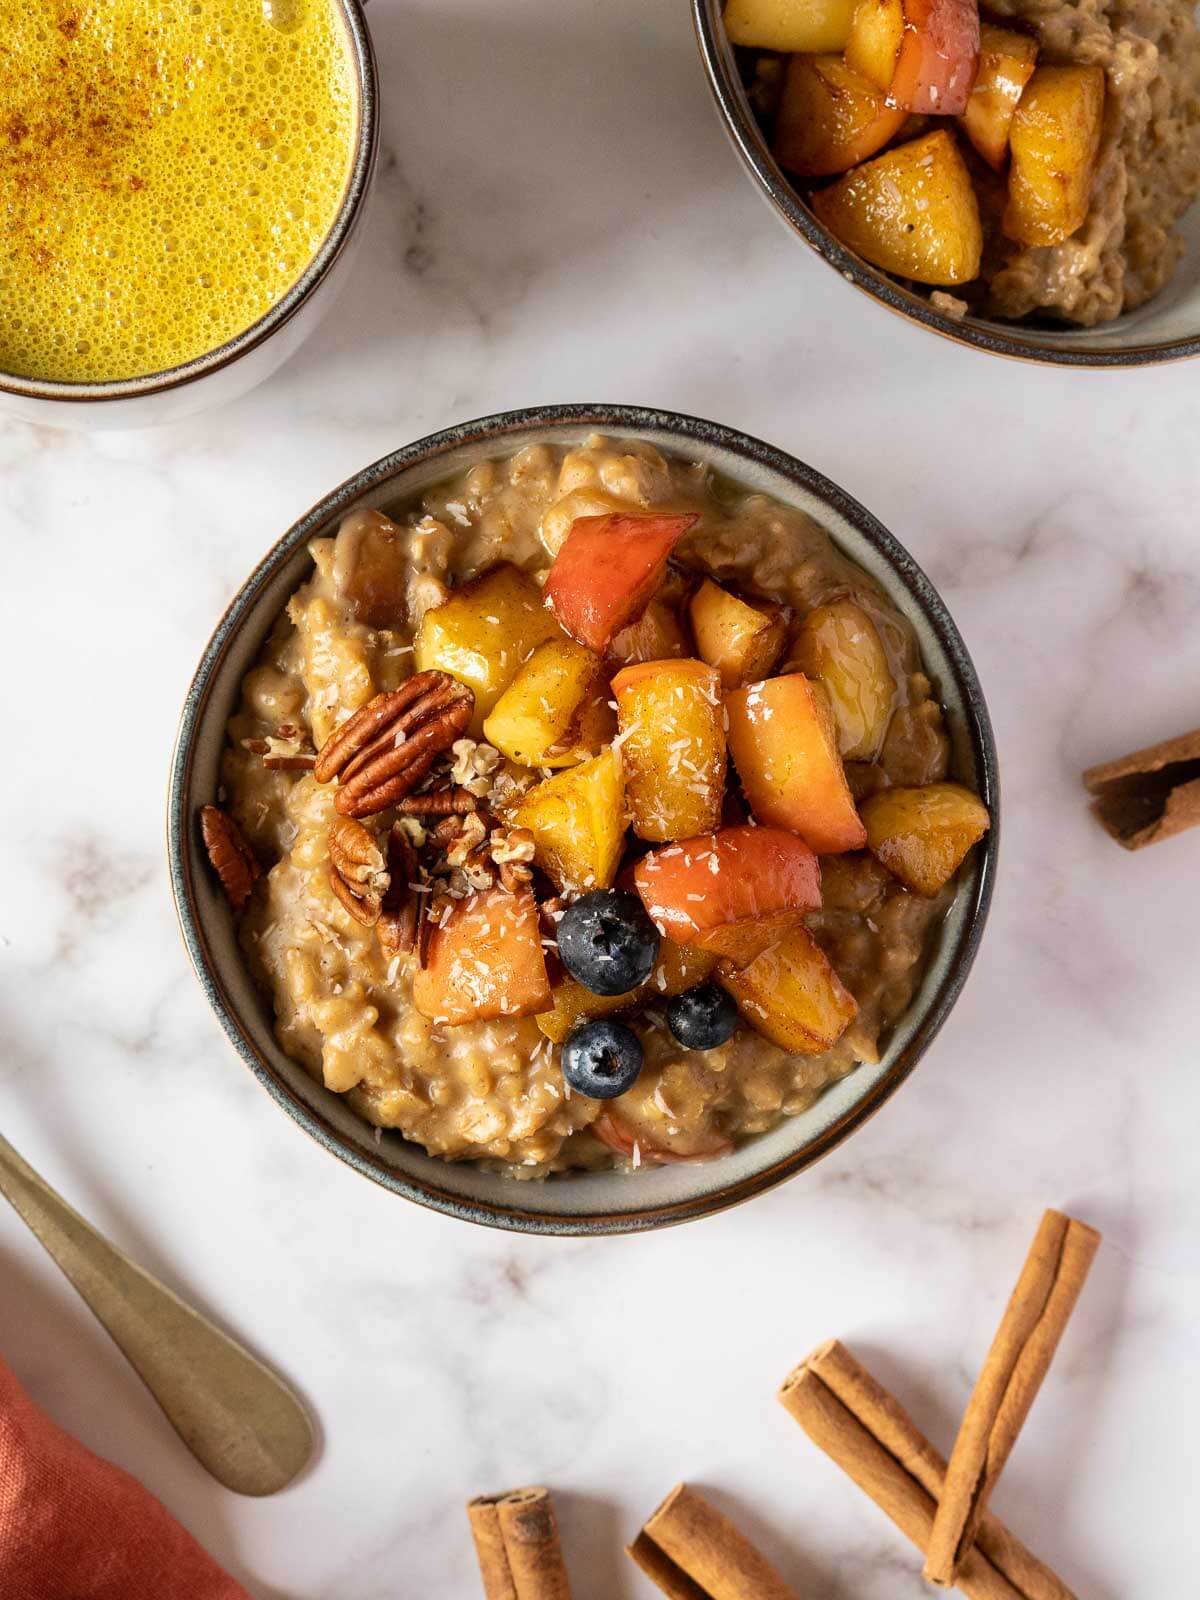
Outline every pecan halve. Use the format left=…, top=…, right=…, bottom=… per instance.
left=377, top=825, right=420, bottom=959
left=200, top=806, right=261, bottom=910
left=328, top=817, right=390, bottom=926
left=314, top=672, right=474, bottom=818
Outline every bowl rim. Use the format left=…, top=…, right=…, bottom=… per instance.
left=168, top=402, right=999, bottom=1235
left=691, top=0, right=1200, bottom=370
left=0, top=0, right=379, bottom=406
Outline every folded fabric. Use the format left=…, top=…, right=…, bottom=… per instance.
left=0, top=1354, right=249, bottom=1600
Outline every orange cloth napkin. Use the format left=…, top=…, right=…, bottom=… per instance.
left=0, top=1354, right=250, bottom=1600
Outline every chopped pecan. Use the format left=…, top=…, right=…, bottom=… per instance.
left=327, top=817, right=389, bottom=926
left=427, top=814, right=466, bottom=851
left=264, top=752, right=317, bottom=771
left=396, top=786, right=480, bottom=816
left=378, top=826, right=420, bottom=959
left=490, top=826, right=535, bottom=893
left=416, top=896, right=434, bottom=969
left=200, top=806, right=261, bottom=910
left=314, top=672, right=474, bottom=818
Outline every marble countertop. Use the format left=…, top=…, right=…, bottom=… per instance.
left=2, top=1, right=1198, bottom=1594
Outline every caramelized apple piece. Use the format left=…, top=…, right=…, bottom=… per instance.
left=513, top=747, right=626, bottom=892
left=536, top=942, right=717, bottom=1045
left=414, top=564, right=565, bottom=733
left=1003, top=65, right=1105, bottom=247
left=812, top=131, right=983, bottom=288
left=544, top=513, right=697, bottom=654
left=689, top=579, right=787, bottom=690
left=726, top=674, right=866, bottom=853
left=718, top=924, right=858, bottom=1054
left=773, top=54, right=907, bottom=178
left=861, top=781, right=989, bottom=896
left=789, top=599, right=896, bottom=760
left=609, top=598, right=691, bottom=667
left=846, top=0, right=904, bottom=93
left=593, top=1112, right=734, bottom=1164
left=635, top=825, right=822, bottom=960
left=723, top=0, right=855, bottom=51
left=540, top=684, right=619, bottom=769
left=483, top=638, right=602, bottom=768
left=960, top=23, right=1038, bottom=169
left=612, top=659, right=726, bottom=841
left=412, top=886, right=551, bottom=1025
left=331, top=508, right=409, bottom=627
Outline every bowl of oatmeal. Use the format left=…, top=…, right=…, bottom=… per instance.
left=695, top=0, right=1200, bottom=365
left=169, top=405, right=997, bottom=1234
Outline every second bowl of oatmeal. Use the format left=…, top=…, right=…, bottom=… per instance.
left=170, top=405, right=997, bottom=1234
left=694, top=0, right=1200, bottom=366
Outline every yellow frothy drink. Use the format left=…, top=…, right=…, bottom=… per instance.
left=0, top=1, right=358, bottom=383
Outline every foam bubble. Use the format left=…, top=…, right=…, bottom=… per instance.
left=0, top=0, right=357, bottom=383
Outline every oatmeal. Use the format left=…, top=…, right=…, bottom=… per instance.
left=209, top=435, right=989, bottom=1176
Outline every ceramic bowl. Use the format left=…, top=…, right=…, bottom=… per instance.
left=692, top=0, right=1200, bottom=368
left=168, top=404, right=999, bottom=1234
left=0, top=0, right=378, bottom=430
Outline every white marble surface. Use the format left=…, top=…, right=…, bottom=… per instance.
left=2, top=0, right=1198, bottom=1594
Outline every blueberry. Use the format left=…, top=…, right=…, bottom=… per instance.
left=666, top=983, right=739, bottom=1050
left=561, top=1019, right=644, bottom=1100
left=556, top=890, right=660, bottom=997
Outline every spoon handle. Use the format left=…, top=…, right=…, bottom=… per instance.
left=0, top=1132, right=313, bottom=1496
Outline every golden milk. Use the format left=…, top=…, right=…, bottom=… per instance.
left=0, top=1, right=358, bottom=383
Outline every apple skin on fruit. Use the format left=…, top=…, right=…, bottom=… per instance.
left=726, top=673, right=867, bottom=853
left=543, top=512, right=697, bottom=654
left=889, top=0, right=981, bottom=115
left=633, top=824, right=822, bottom=961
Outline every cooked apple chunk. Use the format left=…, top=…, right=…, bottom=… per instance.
left=811, top=130, right=983, bottom=287
left=412, top=887, right=551, bottom=1025
left=773, top=54, right=908, bottom=178
left=414, top=564, right=564, bottom=733
left=543, top=512, right=697, bottom=654
left=724, top=0, right=855, bottom=52
left=861, top=781, right=990, bottom=895
left=726, top=674, right=866, bottom=853
left=689, top=579, right=787, bottom=690
left=960, top=23, right=1039, bottom=169
left=609, top=598, right=691, bottom=667
left=790, top=599, right=896, bottom=760
left=1003, top=65, right=1105, bottom=247
left=612, top=658, right=726, bottom=841
left=718, top=924, right=858, bottom=1054
left=513, top=747, right=626, bottom=892
left=634, top=825, right=822, bottom=961
left=483, top=638, right=602, bottom=768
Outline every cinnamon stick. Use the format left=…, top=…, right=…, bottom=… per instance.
left=468, top=1487, right=572, bottom=1600
left=628, top=1483, right=801, bottom=1600
left=1083, top=726, right=1200, bottom=849
left=924, top=1210, right=1100, bottom=1586
left=778, top=1340, right=1075, bottom=1600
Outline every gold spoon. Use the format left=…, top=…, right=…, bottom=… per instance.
left=0, top=1131, right=314, bottom=1496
